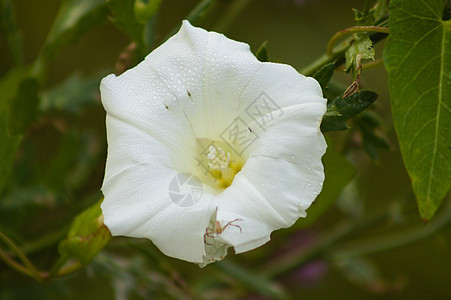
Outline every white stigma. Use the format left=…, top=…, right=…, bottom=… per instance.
left=207, top=145, right=231, bottom=170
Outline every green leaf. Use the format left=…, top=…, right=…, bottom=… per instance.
left=296, top=138, right=356, bottom=228
left=313, top=62, right=335, bottom=92
left=39, top=0, right=108, bottom=66
left=355, top=112, right=389, bottom=160
left=321, top=90, right=378, bottom=132
left=383, top=0, right=451, bottom=221
left=108, top=0, right=145, bottom=50
left=58, top=201, right=112, bottom=265
left=255, top=41, right=269, bottom=62
left=0, top=0, right=24, bottom=66
left=40, top=72, right=102, bottom=113
left=444, top=0, right=451, bottom=20
left=345, top=34, right=375, bottom=76
left=0, top=68, right=40, bottom=193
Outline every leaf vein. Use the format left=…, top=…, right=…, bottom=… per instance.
left=393, top=24, right=442, bottom=75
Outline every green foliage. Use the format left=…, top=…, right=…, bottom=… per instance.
left=255, top=41, right=268, bottom=62
left=355, top=112, right=389, bottom=160
left=40, top=72, right=102, bottom=113
left=0, top=68, right=39, bottom=193
left=384, top=0, right=451, bottom=220
left=39, top=0, right=108, bottom=67
left=344, top=6, right=376, bottom=78
left=0, top=113, right=21, bottom=193
left=1, top=1, right=449, bottom=298
left=134, top=0, right=162, bottom=23
left=108, top=0, right=146, bottom=49
left=313, top=62, right=335, bottom=92
left=185, top=0, right=217, bottom=25
left=8, top=77, right=39, bottom=135
left=321, top=90, right=378, bottom=132
left=0, top=0, right=23, bottom=66
left=215, top=261, right=286, bottom=300
left=345, top=36, right=374, bottom=77
left=58, top=201, right=111, bottom=265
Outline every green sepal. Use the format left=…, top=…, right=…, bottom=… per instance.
left=58, top=201, right=112, bottom=265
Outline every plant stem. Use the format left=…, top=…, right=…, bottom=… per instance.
left=48, top=254, right=69, bottom=278
left=262, top=209, right=389, bottom=278
left=300, top=49, right=348, bottom=77
left=0, top=230, right=43, bottom=282
left=326, top=26, right=389, bottom=56
left=331, top=200, right=451, bottom=259
left=56, top=260, right=83, bottom=277
left=215, top=261, right=286, bottom=300
left=300, top=27, right=389, bottom=76
left=22, top=226, right=68, bottom=255
left=362, top=58, right=384, bottom=69
left=0, top=247, right=32, bottom=278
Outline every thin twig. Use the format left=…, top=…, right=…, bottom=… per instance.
left=0, top=230, right=43, bottom=282
left=0, top=247, right=32, bottom=277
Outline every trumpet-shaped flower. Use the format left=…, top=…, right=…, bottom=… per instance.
left=100, top=21, right=327, bottom=266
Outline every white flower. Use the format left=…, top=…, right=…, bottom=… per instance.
left=100, top=20, right=327, bottom=266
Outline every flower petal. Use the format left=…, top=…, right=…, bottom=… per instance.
left=215, top=103, right=326, bottom=253
left=101, top=162, right=216, bottom=263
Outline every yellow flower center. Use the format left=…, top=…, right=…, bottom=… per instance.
left=196, top=139, right=243, bottom=190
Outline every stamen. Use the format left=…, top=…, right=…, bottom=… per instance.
left=207, top=145, right=231, bottom=170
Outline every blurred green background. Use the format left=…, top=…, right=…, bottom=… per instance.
left=0, top=0, right=449, bottom=299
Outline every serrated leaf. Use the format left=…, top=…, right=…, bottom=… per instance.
left=39, top=0, right=108, bottom=64
left=353, top=6, right=375, bottom=26
left=345, top=34, right=375, bottom=75
left=313, top=62, right=335, bottom=92
left=384, top=0, right=451, bottom=220
left=321, top=90, right=378, bottom=132
left=58, top=201, right=111, bottom=265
